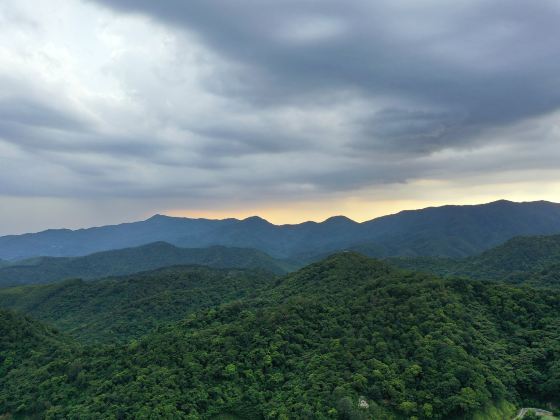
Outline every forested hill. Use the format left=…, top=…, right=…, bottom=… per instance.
left=1, top=253, right=559, bottom=418
left=0, top=242, right=294, bottom=287
left=2, top=200, right=560, bottom=261
left=0, top=309, right=75, bottom=376
left=389, top=234, right=560, bottom=287
left=0, top=265, right=274, bottom=343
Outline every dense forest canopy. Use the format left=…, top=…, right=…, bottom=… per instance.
left=389, top=235, right=560, bottom=288
left=0, top=242, right=293, bottom=288
left=1, top=253, right=559, bottom=418
left=0, top=265, right=274, bottom=343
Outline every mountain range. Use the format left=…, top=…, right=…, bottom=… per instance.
left=0, top=242, right=294, bottom=287
left=2, top=200, right=560, bottom=261
left=2, top=200, right=560, bottom=417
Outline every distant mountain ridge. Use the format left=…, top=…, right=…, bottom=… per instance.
left=0, top=242, right=293, bottom=287
left=2, top=199, right=560, bottom=261
left=389, top=234, right=560, bottom=287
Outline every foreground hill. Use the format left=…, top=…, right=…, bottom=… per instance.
left=0, top=241, right=293, bottom=287
left=2, top=200, right=560, bottom=261
left=0, top=309, right=75, bottom=379
left=390, top=234, right=560, bottom=287
left=1, top=253, right=559, bottom=418
left=0, top=265, right=274, bottom=343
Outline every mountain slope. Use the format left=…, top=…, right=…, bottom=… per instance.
left=0, top=309, right=73, bottom=370
left=0, top=242, right=294, bottom=287
left=0, top=309, right=81, bottom=415
left=2, top=200, right=560, bottom=261
left=353, top=199, right=560, bottom=257
left=0, top=215, right=239, bottom=260
left=0, top=265, right=274, bottom=343
left=2, top=253, right=559, bottom=418
left=389, top=234, right=560, bottom=287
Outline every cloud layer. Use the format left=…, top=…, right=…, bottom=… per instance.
left=1, top=0, right=560, bottom=233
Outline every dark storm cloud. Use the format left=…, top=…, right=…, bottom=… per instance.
left=353, top=108, right=467, bottom=155
left=90, top=0, right=560, bottom=154
left=2, top=0, right=560, bottom=236
left=193, top=124, right=312, bottom=157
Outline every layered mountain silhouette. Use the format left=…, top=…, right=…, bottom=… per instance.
left=2, top=200, right=560, bottom=261
left=0, top=242, right=294, bottom=287
left=390, top=234, right=560, bottom=287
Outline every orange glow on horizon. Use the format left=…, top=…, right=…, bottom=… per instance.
left=162, top=179, right=560, bottom=224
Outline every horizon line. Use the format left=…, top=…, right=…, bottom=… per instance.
left=2, top=198, right=558, bottom=238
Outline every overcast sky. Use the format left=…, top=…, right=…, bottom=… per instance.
left=1, top=0, right=560, bottom=234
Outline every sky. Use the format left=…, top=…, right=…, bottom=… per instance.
left=1, top=0, right=560, bottom=234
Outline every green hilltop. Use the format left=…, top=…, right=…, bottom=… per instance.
left=0, top=265, right=274, bottom=343
left=388, top=234, right=560, bottom=288
left=1, top=253, right=559, bottom=418
left=0, top=241, right=295, bottom=287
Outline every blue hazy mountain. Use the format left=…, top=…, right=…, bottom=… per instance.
left=2, top=200, right=560, bottom=261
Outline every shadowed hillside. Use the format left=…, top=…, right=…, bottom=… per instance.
left=0, top=242, right=295, bottom=287
left=0, top=265, right=274, bottom=343
left=389, top=234, right=560, bottom=287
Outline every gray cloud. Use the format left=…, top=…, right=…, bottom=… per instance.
left=353, top=108, right=467, bottom=155
left=90, top=0, right=560, bottom=147
left=0, top=0, right=560, bottom=233
left=0, top=97, right=87, bottom=131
